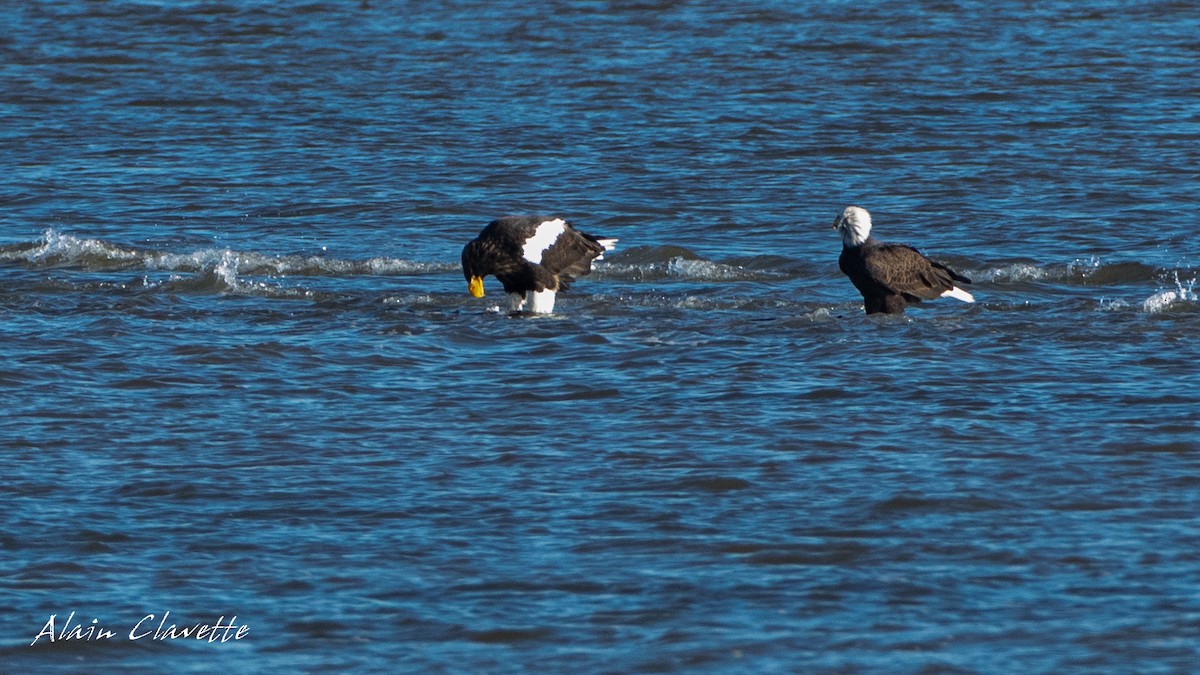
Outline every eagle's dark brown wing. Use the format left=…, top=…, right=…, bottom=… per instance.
left=862, top=243, right=970, bottom=301
left=537, top=225, right=611, bottom=291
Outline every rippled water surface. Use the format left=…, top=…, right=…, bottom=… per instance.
left=3, top=1, right=1199, bottom=671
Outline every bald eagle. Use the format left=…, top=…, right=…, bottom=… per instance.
left=461, top=216, right=617, bottom=314
left=833, top=206, right=974, bottom=315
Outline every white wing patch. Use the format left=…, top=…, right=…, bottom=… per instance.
left=522, top=218, right=567, bottom=264
left=594, top=237, right=618, bottom=261
left=940, top=286, right=975, bottom=303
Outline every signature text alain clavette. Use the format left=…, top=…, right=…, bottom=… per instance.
left=31, top=611, right=249, bottom=646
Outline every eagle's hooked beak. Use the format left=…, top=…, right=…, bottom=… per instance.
left=468, top=276, right=485, bottom=298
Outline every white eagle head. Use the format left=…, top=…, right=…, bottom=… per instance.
left=833, top=205, right=872, bottom=247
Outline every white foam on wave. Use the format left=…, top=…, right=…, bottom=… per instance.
left=8, top=228, right=447, bottom=277
left=970, top=263, right=1047, bottom=283
left=595, top=249, right=788, bottom=283
left=665, top=257, right=767, bottom=281
left=146, top=247, right=447, bottom=277
left=962, top=256, right=1098, bottom=285
left=365, top=257, right=449, bottom=275
left=23, top=228, right=143, bottom=267
left=972, top=258, right=1127, bottom=284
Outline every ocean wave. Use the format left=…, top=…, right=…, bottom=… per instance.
left=0, top=229, right=452, bottom=278
left=6, top=231, right=1197, bottom=313
left=968, top=262, right=1048, bottom=283
left=969, top=257, right=1174, bottom=286
left=598, top=246, right=783, bottom=282
left=141, top=252, right=328, bottom=300
left=598, top=258, right=777, bottom=283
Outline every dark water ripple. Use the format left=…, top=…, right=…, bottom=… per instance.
left=4, top=0, right=1200, bottom=672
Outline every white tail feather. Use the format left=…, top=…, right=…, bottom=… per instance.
left=941, top=286, right=975, bottom=303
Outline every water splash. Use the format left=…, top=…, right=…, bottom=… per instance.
left=213, top=250, right=243, bottom=290
left=1097, top=297, right=1130, bottom=312
left=1067, top=255, right=1103, bottom=278
left=1142, top=271, right=1198, bottom=313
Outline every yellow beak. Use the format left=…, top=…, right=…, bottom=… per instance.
left=468, top=276, right=485, bottom=298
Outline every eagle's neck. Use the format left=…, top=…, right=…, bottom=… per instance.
left=843, top=235, right=878, bottom=251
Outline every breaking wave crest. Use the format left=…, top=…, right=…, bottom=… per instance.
left=598, top=245, right=785, bottom=282
left=0, top=229, right=453, bottom=278
left=967, top=257, right=1166, bottom=285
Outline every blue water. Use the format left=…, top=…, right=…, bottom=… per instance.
left=2, top=1, right=1199, bottom=671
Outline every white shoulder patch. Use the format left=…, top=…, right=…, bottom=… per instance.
left=522, top=218, right=567, bottom=264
